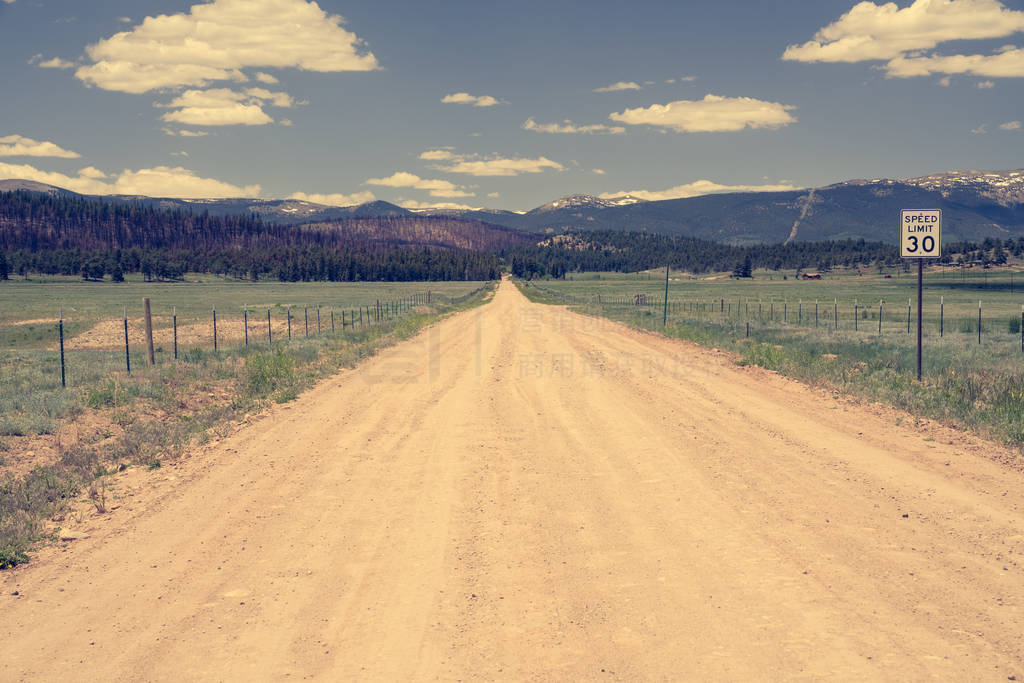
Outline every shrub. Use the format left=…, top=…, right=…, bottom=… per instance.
left=86, top=378, right=117, bottom=408
left=245, top=349, right=296, bottom=399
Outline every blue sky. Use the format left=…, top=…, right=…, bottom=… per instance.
left=1, top=0, right=1022, bottom=210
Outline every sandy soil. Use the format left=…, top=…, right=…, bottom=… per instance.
left=4, top=279, right=1024, bottom=680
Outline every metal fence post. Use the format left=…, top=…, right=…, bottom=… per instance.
left=978, top=300, right=982, bottom=344
left=58, top=307, right=65, bottom=388
left=144, top=297, right=155, bottom=365
left=124, top=305, right=131, bottom=374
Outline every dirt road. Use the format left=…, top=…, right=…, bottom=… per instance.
left=5, top=279, right=1024, bottom=680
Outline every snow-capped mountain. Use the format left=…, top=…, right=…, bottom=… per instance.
left=529, top=194, right=619, bottom=213
left=5, top=168, right=1024, bottom=244
left=899, top=169, right=1024, bottom=206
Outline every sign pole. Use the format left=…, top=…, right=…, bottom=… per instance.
left=900, top=208, right=940, bottom=384
left=917, top=259, right=923, bottom=382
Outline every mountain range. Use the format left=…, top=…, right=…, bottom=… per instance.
left=3, top=168, right=1024, bottom=246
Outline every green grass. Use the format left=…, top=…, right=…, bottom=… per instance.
left=518, top=267, right=1024, bottom=453
left=0, top=275, right=484, bottom=349
left=0, top=277, right=496, bottom=569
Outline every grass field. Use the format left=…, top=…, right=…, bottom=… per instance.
left=518, top=265, right=1024, bottom=453
left=536, top=266, right=1024, bottom=334
left=0, top=276, right=494, bottom=568
left=0, top=275, right=485, bottom=349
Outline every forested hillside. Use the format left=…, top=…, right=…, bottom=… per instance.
left=501, top=230, right=1024, bottom=279
left=0, top=190, right=505, bottom=281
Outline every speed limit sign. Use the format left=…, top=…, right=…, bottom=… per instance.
left=900, top=209, right=941, bottom=258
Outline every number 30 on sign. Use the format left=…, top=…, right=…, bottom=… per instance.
left=900, top=209, right=942, bottom=258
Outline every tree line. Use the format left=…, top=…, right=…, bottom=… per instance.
left=501, top=230, right=1024, bottom=279
left=3, top=190, right=1024, bottom=283
left=0, top=191, right=503, bottom=281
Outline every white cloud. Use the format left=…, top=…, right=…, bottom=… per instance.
left=162, top=127, right=211, bottom=137
left=399, top=199, right=478, bottom=210
left=117, top=17, right=132, bottom=23
left=783, top=0, right=1024, bottom=63
left=287, top=190, right=375, bottom=206
left=439, top=156, right=565, bottom=177
left=978, top=79, right=996, bottom=87
left=365, top=171, right=472, bottom=198
left=680, top=76, right=698, bottom=82
left=610, top=94, right=796, bottom=133
left=75, top=0, right=379, bottom=94
left=971, top=123, right=988, bottom=133
left=419, top=149, right=455, bottom=160
left=522, top=118, right=625, bottom=134
left=594, top=81, right=641, bottom=92
left=36, top=57, right=75, bottom=69
left=158, top=88, right=275, bottom=126
left=0, top=162, right=111, bottom=194
left=78, top=166, right=107, bottom=179
left=487, top=192, right=500, bottom=198
left=885, top=47, right=1024, bottom=77
left=0, top=162, right=259, bottom=197
left=279, top=119, right=293, bottom=127
left=243, top=88, right=295, bottom=107
left=254, top=71, right=279, bottom=84
left=171, top=151, right=189, bottom=157
left=599, top=179, right=800, bottom=202
left=592, top=168, right=606, bottom=175
left=441, top=92, right=500, bottom=107
left=939, top=75, right=953, bottom=86
left=115, top=166, right=259, bottom=196
left=999, top=120, right=1022, bottom=130
left=0, top=134, right=81, bottom=158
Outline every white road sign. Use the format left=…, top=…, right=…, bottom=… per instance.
left=900, top=209, right=942, bottom=258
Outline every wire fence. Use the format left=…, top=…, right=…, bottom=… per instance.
left=524, top=283, right=1024, bottom=351
left=46, top=289, right=474, bottom=388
